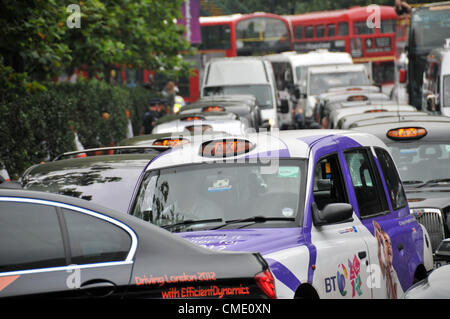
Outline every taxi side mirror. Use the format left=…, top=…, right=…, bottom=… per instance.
left=312, top=202, right=354, bottom=226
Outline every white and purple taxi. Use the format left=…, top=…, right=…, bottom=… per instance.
left=128, top=130, right=433, bottom=299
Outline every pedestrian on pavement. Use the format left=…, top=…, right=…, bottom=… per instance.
left=140, top=98, right=161, bottom=135
left=161, top=81, right=178, bottom=114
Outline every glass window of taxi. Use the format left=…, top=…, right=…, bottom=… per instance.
left=131, top=159, right=306, bottom=231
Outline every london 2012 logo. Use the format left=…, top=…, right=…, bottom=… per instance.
left=337, top=255, right=363, bottom=298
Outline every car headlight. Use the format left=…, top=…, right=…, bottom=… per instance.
left=268, top=118, right=276, bottom=127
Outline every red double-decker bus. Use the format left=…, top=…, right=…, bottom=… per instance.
left=286, top=5, right=398, bottom=90
left=176, top=12, right=293, bottom=102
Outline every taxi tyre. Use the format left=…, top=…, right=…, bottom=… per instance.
left=294, top=284, right=320, bottom=300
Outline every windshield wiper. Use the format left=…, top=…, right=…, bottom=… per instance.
left=161, top=218, right=223, bottom=230
left=418, top=178, right=450, bottom=188
left=210, top=216, right=295, bottom=230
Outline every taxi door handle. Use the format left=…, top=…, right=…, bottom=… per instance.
left=358, top=251, right=367, bottom=259
left=81, top=280, right=116, bottom=298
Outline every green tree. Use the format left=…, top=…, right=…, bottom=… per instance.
left=0, top=0, right=193, bottom=81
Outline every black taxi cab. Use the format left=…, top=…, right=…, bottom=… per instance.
left=350, top=117, right=450, bottom=254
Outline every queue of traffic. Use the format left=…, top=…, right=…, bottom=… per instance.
left=1, top=40, right=450, bottom=300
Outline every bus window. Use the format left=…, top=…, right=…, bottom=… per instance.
left=199, top=25, right=231, bottom=50
left=353, top=21, right=375, bottom=35
left=372, top=61, right=395, bottom=84
left=380, top=19, right=396, bottom=34
left=236, top=17, right=291, bottom=56
left=305, top=26, right=314, bottom=38
left=326, top=24, right=336, bottom=37
left=338, top=22, right=349, bottom=36
left=294, top=25, right=303, bottom=39
left=316, top=25, right=325, bottom=38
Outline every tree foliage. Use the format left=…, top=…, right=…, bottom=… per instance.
left=0, top=0, right=193, bottom=80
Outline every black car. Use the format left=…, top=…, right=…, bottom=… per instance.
left=180, top=95, right=262, bottom=129
left=0, top=189, right=274, bottom=298
left=350, top=118, right=450, bottom=251
left=21, top=147, right=168, bottom=213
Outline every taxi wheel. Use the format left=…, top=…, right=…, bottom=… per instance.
left=294, top=284, right=319, bottom=300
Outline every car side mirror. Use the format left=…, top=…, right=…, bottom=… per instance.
left=294, top=88, right=301, bottom=100
left=312, top=202, right=354, bottom=226
left=426, top=94, right=436, bottom=112
left=278, top=99, right=289, bottom=114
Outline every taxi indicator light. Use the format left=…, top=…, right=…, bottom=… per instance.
left=200, top=139, right=254, bottom=158
left=346, top=88, right=362, bottom=91
left=152, top=138, right=189, bottom=147
left=202, top=106, right=225, bottom=112
left=186, top=125, right=212, bottom=133
left=364, top=109, right=387, bottom=113
left=387, top=127, right=427, bottom=140
left=181, top=116, right=205, bottom=121
left=347, top=95, right=368, bottom=102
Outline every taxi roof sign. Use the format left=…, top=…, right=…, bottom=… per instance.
left=387, top=127, right=427, bottom=140
left=152, top=138, right=189, bottom=148
left=202, top=106, right=226, bottom=112
left=200, top=139, right=254, bottom=158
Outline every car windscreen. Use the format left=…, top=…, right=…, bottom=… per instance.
left=204, top=84, right=273, bottom=109
left=22, top=163, right=146, bottom=212
left=130, top=160, right=305, bottom=232
left=309, top=71, right=370, bottom=95
left=387, top=142, right=450, bottom=186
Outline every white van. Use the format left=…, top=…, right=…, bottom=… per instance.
left=421, top=38, right=450, bottom=116
left=200, top=57, right=279, bottom=129
left=265, top=50, right=353, bottom=128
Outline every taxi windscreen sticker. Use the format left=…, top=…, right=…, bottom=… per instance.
left=208, top=178, right=232, bottom=192
left=282, top=207, right=294, bottom=217
left=277, top=166, right=299, bottom=178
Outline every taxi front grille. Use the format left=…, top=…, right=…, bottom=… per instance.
left=415, top=211, right=445, bottom=251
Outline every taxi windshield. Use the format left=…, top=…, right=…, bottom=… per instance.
left=130, top=160, right=305, bottom=231
left=388, top=142, right=450, bottom=186
left=309, top=71, right=369, bottom=95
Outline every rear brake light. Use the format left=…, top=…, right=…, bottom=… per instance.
left=181, top=116, right=205, bottom=121
left=202, top=106, right=225, bottom=112
left=152, top=138, right=189, bottom=147
left=387, top=127, right=427, bottom=140
left=255, top=270, right=276, bottom=299
left=200, top=139, right=254, bottom=158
